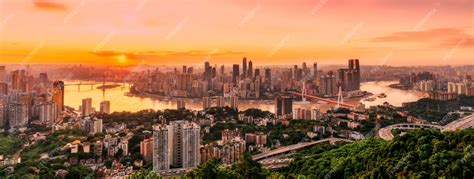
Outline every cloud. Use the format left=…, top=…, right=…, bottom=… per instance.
left=92, top=50, right=243, bottom=60
left=370, top=28, right=463, bottom=42
left=33, top=0, right=68, bottom=11
left=441, top=37, right=474, bottom=48
left=370, top=28, right=474, bottom=48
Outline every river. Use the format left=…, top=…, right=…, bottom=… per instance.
left=63, top=81, right=427, bottom=113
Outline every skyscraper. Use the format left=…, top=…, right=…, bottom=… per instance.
left=11, top=71, right=20, bottom=90
left=81, top=98, right=92, bottom=117
left=232, top=64, right=240, bottom=84
left=37, top=102, right=58, bottom=125
left=140, top=137, right=154, bottom=162
left=220, top=65, right=225, bottom=76
left=293, top=65, right=298, bottom=80
left=52, top=81, right=64, bottom=113
left=248, top=60, right=253, bottom=78
left=302, top=62, right=307, bottom=76
left=254, top=69, right=260, bottom=77
left=153, top=125, right=169, bottom=171
left=0, top=82, right=8, bottom=95
left=7, top=102, right=28, bottom=129
left=204, top=61, right=212, bottom=87
left=264, top=68, right=271, bottom=86
left=320, top=72, right=337, bottom=96
left=0, top=66, right=6, bottom=82
left=337, top=59, right=361, bottom=92
left=39, top=73, right=48, bottom=84
left=168, top=121, right=200, bottom=168
left=275, top=95, right=292, bottom=117
left=313, top=62, right=318, bottom=78
left=242, top=57, right=247, bottom=78
left=181, top=122, right=200, bottom=168
left=91, top=118, right=103, bottom=134
left=187, top=67, right=193, bottom=74
left=100, top=101, right=111, bottom=114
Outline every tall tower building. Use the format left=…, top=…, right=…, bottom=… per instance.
left=168, top=121, right=183, bottom=168
left=275, top=95, right=293, bottom=117
left=337, top=59, right=360, bottom=92
left=91, top=118, right=102, bottom=134
left=242, top=57, right=247, bottom=78
left=140, top=137, right=154, bottom=162
left=7, top=102, right=28, bottom=129
left=254, top=69, right=260, bottom=77
left=320, top=72, right=337, bottom=96
left=168, top=121, right=200, bottom=169
left=100, top=101, right=111, bottom=114
left=181, top=122, right=200, bottom=168
left=220, top=65, right=225, bottom=76
left=0, top=82, right=8, bottom=95
left=11, top=71, right=20, bottom=90
left=302, top=62, right=307, bottom=76
left=81, top=98, right=92, bottom=117
left=313, top=62, right=318, bottom=78
left=38, top=102, right=58, bottom=125
left=204, top=62, right=212, bottom=88
left=39, top=73, right=48, bottom=84
left=52, top=81, right=64, bottom=113
left=264, top=68, right=271, bottom=86
left=153, top=125, right=170, bottom=171
left=292, top=65, right=298, bottom=80
left=248, top=60, right=253, bottom=78
left=182, top=65, right=187, bottom=74
left=232, top=64, right=240, bottom=84
left=0, top=66, right=6, bottom=82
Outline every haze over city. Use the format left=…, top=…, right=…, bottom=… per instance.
left=1, top=0, right=473, bottom=66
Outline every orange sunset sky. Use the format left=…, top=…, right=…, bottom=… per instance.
left=0, top=0, right=473, bottom=66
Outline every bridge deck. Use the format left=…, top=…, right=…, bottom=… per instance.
left=289, top=92, right=354, bottom=108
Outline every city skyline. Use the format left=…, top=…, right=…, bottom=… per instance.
left=0, top=1, right=473, bottom=178
left=0, top=0, right=473, bottom=66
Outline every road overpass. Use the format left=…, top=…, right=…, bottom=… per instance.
left=442, top=114, right=474, bottom=132
left=378, top=123, right=443, bottom=140
left=252, top=138, right=352, bottom=161
left=379, top=114, right=474, bottom=140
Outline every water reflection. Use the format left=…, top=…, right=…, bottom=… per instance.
left=64, top=81, right=426, bottom=113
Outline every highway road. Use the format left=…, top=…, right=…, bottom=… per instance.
left=252, top=138, right=352, bottom=161
left=442, top=114, right=474, bottom=132
left=379, top=114, right=474, bottom=140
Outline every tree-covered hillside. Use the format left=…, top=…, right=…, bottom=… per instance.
left=282, top=129, right=474, bottom=178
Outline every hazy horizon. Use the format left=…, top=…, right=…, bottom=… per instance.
left=1, top=0, right=473, bottom=66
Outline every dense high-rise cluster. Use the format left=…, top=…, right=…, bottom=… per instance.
left=0, top=67, right=64, bottom=132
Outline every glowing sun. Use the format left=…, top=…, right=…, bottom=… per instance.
left=116, top=55, right=127, bottom=63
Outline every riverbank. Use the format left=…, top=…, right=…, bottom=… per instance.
left=64, top=81, right=426, bottom=113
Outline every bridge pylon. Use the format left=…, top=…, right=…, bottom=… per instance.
left=336, top=86, right=343, bottom=109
